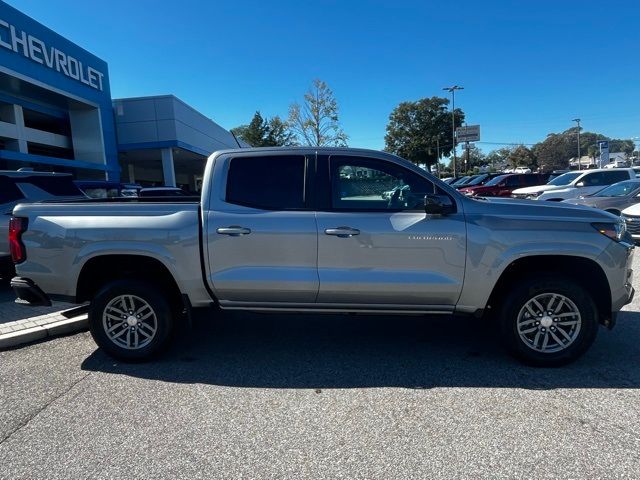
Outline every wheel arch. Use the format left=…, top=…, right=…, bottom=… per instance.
left=486, top=255, right=612, bottom=326
left=76, top=254, right=184, bottom=312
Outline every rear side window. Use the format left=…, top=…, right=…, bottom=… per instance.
left=0, top=177, right=25, bottom=204
left=226, top=155, right=306, bottom=210
left=581, top=171, right=629, bottom=187
left=602, top=170, right=631, bottom=185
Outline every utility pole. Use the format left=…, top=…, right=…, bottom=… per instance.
left=443, top=85, right=464, bottom=176
left=572, top=118, right=581, bottom=170
left=465, top=142, right=470, bottom=172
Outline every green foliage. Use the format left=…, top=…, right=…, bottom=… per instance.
left=462, top=144, right=485, bottom=168
left=384, top=96, right=465, bottom=167
left=264, top=116, right=296, bottom=147
left=507, top=145, right=536, bottom=168
left=485, top=147, right=511, bottom=168
left=533, top=128, right=636, bottom=170
left=231, top=111, right=296, bottom=147
left=288, top=79, right=348, bottom=147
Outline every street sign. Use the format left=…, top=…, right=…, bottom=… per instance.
left=598, top=141, right=610, bottom=168
left=456, top=125, right=480, bottom=143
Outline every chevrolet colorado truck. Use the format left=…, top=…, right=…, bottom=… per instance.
left=9, top=148, right=635, bottom=365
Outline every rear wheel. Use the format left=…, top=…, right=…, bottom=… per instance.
left=89, top=279, right=174, bottom=361
left=499, top=275, right=599, bottom=366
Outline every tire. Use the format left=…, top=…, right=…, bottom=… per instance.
left=605, top=209, right=621, bottom=216
left=499, top=275, right=599, bottom=367
left=89, top=279, right=174, bottom=361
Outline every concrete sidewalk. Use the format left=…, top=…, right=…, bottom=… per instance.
left=0, top=294, right=89, bottom=349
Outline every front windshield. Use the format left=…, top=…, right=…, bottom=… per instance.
left=593, top=181, right=640, bottom=197
left=465, top=174, right=489, bottom=186
left=484, top=174, right=509, bottom=186
left=547, top=171, right=582, bottom=186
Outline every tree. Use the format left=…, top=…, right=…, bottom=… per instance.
left=231, top=111, right=296, bottom=147
left=507, top=145, right=537, bottom=168
left=264, top=116, right=296, bottom=147
left=533, top=128, right=636, bottom=170
left=384, top=96, right=465, bottom=168
left=450, top=144, right=485, bottom=172
left=462, top=144, right=485, bottom=170
left=533, top=131, right=574, bottom=171
left=231, top=111, right=268, bottom=147
left=287, top=79, right=348, bottom=146
left=485, top=147, right=512, bottom=170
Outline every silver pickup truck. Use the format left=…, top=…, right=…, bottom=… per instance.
left=9, top=148, right=635, bottom=366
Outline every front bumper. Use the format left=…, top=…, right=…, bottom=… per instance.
left=10, top=277, right=52, bottom=307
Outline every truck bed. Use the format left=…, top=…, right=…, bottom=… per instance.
left=11, top=200, right=213, bottom=307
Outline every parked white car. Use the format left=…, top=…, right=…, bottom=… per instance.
left=536, top=169, right=635, bottom=201
left=511, top=171, right=584, bottom=199
left=621, top=202, right=640, bottom=242
left=514, top=166, right=532, bottom=173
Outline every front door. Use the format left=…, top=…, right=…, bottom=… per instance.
left=206, top=153, right=318, bottom=305
left=315, top=155, right=467, bottom=309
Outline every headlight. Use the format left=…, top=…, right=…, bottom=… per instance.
left=464, top=190, right=476, bottom=196
left=526, top=192, right=542, bottom=199
left=592, top=221, right=627, bottom=242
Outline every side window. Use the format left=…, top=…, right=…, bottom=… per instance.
left=605, top=171, right=630, bottom=184
left=0, top=177, right=25, bottom=204
left=523, top=175, right=541, bottom=186
left=583, top=172, right=604, bottom=186
left=330, top=156, right=437, bottom=211
left=226, top=155, right=306, bottom=210
left=505, top=175, right=520, bottom=187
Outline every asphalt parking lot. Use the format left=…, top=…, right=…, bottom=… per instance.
left=1, top=258, right=640, bottom=479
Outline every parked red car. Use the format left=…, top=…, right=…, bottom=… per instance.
left=459, top=173, right=551, bottom=197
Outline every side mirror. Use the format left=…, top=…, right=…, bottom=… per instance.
left=424, top=194, right=456, bottom=215
left=576, top=181, right=585, bottom=187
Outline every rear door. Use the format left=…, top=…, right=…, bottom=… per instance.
left=499, top=174, right=522, bottom=196
left=205, top=153, right=319, bottom=305
left=315, top=154, right=466, bottom=309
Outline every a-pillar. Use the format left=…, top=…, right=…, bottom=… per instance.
left=161, top=148, right=176, bottom=187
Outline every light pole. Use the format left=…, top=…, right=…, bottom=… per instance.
left=443, top=85, right=464, bottom=175
left=572, top=118, right=581, bottom=170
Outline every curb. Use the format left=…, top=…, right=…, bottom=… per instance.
left=0, top=314, right=88, bottom=350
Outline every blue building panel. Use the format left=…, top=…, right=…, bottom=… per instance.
left=0, top=0, right=119, bottom=179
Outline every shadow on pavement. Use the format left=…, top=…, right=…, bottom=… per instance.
left=81, top=309, right=640, bottom=390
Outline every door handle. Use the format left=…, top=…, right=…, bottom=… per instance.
left=216, top=226, right=251, bottom=236
left=325, top=227, right=360, bottom=238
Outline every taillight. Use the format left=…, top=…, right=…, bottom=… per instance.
left=8, top=217, right=28, bottom=264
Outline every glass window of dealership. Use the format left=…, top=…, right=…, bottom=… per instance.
left=0, top=1, right=241, bottom=193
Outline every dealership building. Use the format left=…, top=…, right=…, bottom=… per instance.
left=0, top=1, right=242, bottom=191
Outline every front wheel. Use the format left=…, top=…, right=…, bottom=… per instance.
left=89, top=279, right=174, bottom=361
left=499, top=276, right=599, bottom=366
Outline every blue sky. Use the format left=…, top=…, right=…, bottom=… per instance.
left=12, top=0, right=640, bottom=153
